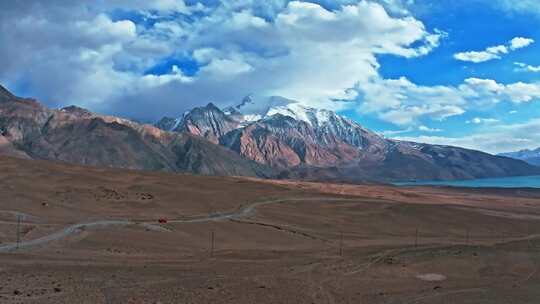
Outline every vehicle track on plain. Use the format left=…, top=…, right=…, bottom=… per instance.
left=0, top=197, right=358, bottom=252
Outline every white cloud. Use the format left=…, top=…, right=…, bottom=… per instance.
left=460, top=78, right=540, bottom=104
left=394, top=118, right=540, bottom=154
left=0, top=0, right=444, bottom=120
left=454, top=51, right=501, bottom=63
left=0, top=0, right=537, bottom=136
left=418, top=125, right=442, bottom=132
left=510, top=37, right=535, bottom=50
left=139, top=65, right=193, bottom=88
left=515, top=62, right=540, bottom=72
left=358, top=76, right=540, bottom=125
left=76, top=14, right=137, bottom=43
left=378, top=104, right=465, bottom=125
left=97, top=0, right=203, bottom=15
left=505, top=84, right=540, bottom=102
left=466, top=117, right=500, bottom=124
left=486, top=45, right=509, bottom=54
left=200, top=57, right=254, bottom=77
left=491, top=0, right=540, bottom=17
left=380, top=127, right=414, bottom=136
left=454, top=37, right=534, bottom=63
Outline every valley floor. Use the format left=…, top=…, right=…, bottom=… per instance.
left=1, top=156, right=540, bottom=303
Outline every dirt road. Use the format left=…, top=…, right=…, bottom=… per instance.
left=0, top=197, right=355, bottom=252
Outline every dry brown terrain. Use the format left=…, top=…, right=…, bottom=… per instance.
left=1, top=156, right=540, bottom=303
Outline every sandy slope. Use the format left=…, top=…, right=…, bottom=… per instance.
left=1, top=156, right=540, bottom=303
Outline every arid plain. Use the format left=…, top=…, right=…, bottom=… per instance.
left=1, top=156, right=540, bottom=304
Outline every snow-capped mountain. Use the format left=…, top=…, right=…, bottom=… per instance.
left=226, top=95, right=294, bottom=123
left=499, top=148, right=540, bottom=166
left=159, top=96, right=386, bottom=150
left=223, top=95, right=345, bottom=127
left=154, top=95, right=385, bottom=167
left=153, top=95, right=540, bottom=181
left=155, top=116, right=182, bottom=132
left=170, top=103, right=240, bottom=144
left=1, top=83, right=537, bottom=183
left=0, top=85, right=270, bottom=177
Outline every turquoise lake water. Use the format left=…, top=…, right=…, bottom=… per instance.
left=395, top=175, right=540, bottom=189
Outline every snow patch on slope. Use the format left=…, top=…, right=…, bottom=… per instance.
left=233, top=95, right=344, bottom=128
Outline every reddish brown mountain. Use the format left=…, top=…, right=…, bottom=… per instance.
left=158, top=97, right=540, bottom=182
left=0, top=85, right=272, bottom=177
left=220, top=115, right=362, bottom=168
left=174, top=103, right=240, bottom=144
left=1, top=84, right=538, bottom=182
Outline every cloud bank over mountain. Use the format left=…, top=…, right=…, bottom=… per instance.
left=1, top=0, right=539, bottom=153
left=0, top=1, right=441, bottom=118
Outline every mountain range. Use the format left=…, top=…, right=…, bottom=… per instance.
left=0, top=85, right=271, bottom=177
left=499, top=148, right=540, bottom=166
left=1, top=84, right=538, bottom=182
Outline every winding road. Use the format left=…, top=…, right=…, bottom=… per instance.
left=0, top=197, right=356, bottom=253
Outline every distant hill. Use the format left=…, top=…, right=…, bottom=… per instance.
left=499, top=148, right=540, bottom=166
left=1, top=84, right=539, bottom=182
left=0, top=85, right=272, bottom=178
left=155, top=95, right=540, bottom=182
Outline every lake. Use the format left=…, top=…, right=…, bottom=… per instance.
left=395, top=175, right=540, bottom=189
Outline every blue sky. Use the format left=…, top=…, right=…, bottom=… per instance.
left=1, top=0, right=540, bottom=153
left=362, top=1, right=540, bottom=140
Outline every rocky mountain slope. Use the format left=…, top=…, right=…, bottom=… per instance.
left=1, top=84, right=537, bottom=182
left=499, top=148, right=540, bottom=166
left=157, top=95, right=540, bottom=182
left=0, top=85, right=272, bottom=177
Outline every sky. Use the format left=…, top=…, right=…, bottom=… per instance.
left=1, top=0, right=540, bottom=154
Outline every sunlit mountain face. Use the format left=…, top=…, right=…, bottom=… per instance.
left=1, top=1, right=539, bottom=155
left=2, top=85, right=539, bottom=183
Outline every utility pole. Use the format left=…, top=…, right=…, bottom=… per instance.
left=16, top=214, right=21, bottom=250
left=210, top=230, right=215, bottom=258
left=415, top=228, right=419, bottom=248
left=339, top=232, right=343, bottom=257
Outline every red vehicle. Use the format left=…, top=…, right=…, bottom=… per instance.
left=158, top=218, right=168, bottom=224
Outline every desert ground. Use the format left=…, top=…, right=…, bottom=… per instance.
left=1, top=156, right=540, bottom=303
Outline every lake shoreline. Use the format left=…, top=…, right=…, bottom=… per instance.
left=394, top=175, right=540, bottom=189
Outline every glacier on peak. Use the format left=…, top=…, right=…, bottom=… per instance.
left=230, top=95, right=351, bottom=128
